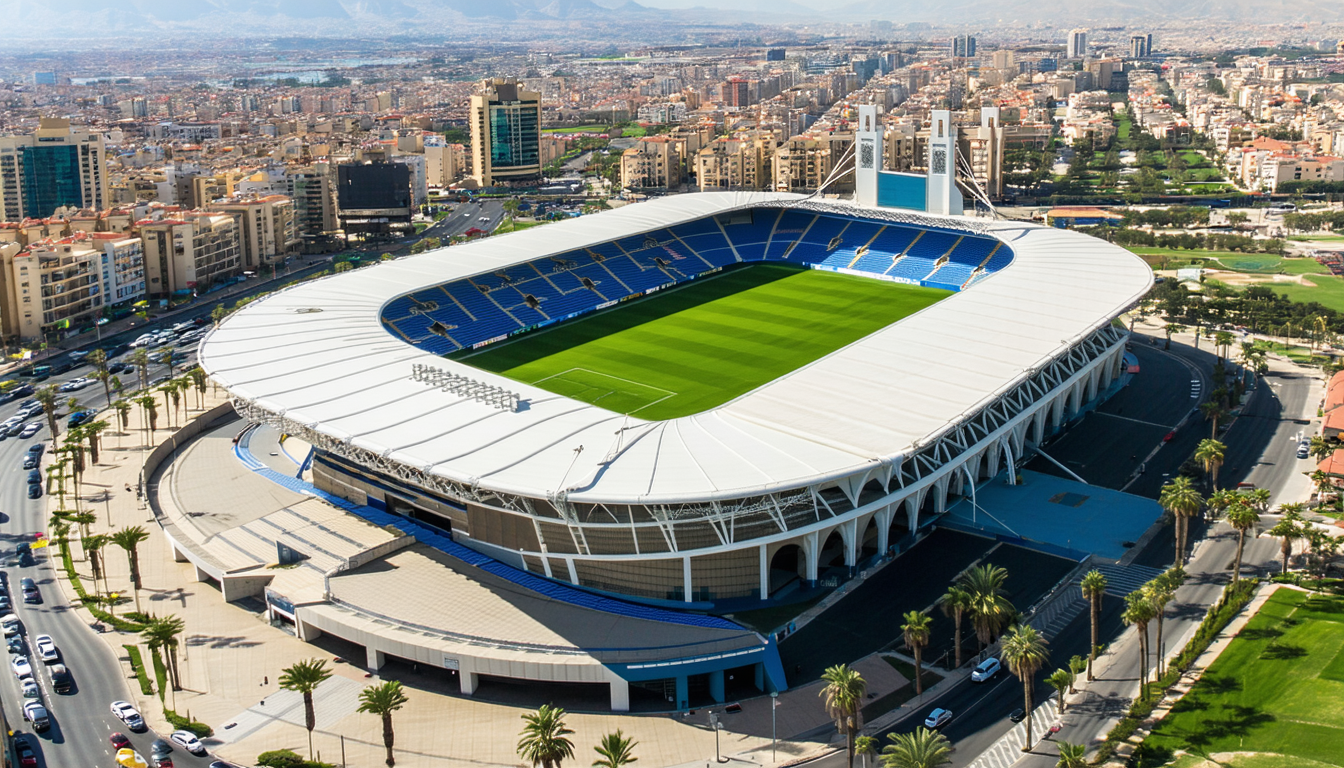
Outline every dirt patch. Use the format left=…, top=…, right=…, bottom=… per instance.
left=1155, top=269, right=1314, bottom=287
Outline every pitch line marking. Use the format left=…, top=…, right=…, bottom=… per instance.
left=535, top=367, right=680, bottom=414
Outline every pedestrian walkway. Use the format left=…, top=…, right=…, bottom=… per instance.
left=966, top=701, right=1062, bottom=768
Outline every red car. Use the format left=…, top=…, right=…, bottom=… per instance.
left=15, top=737, right=37, bottom=768
left=110, top=733, right=131, bottom=749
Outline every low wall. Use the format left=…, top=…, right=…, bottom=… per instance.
left=141, top=401, right=238, bottom=490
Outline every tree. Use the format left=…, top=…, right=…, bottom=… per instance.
left=131, top=348, right=151, bottom=391
left=1310, top=435, right=1338, bottom=464
left=358, top=680, right=410, bottom=767
left=136, top=395, right=159, bottom=439
left=110, top=526, right=150, bottom=612
left=83, top=420, right=109, bottom=465
left=35, top=385, right=61, bottom=440
left=1122, top=590, right=1157, bottom=701
left=591, top=730, right=637, bottom=768
left=1200, top=401, right=1227, bottom=438
left=279, top=659, right=334, bottom=758
left=1269, top=505, right=1304, bottom=574
left=114, top=399, right=132, bottom=434
left=940, top=585, right=973, bottom=670
left=901, top=610, right=932, bottom=695
left=1163, top=322, right=1185, bottom=349
left=960, top=564, right=1014, bottom=650
left=855, top=736, right=878, bottom=768
left=142, top=615, right=186, bottom=691
left=85, top=533, right=111, bottom=594
left=1214, top=330, right=1235, bottom=362
left=820, top=664, right=867, bottom=768
left=158, top=384, right=175, bottom=427
left=879, top=728, right=952, bottom=768
left=211, top=304, right=229, bottom=326
left=89, top=348, right=113, bottom=404
left=1079, top=568, right=1107, bottom=682
left=1226, top=502, right=1260, bottom=585
left=1055, top=742, right=1087, bottom=768
left=1001, top=624, right=1050, bottom=751
left=189, top=367, right=209, bottom=410
left=1046, top=668, right=1073, bottom=713
left=1159, top=477, right=1203, bottom=566
left=1195, top=438, right=1226, bottom=491
left=1067, top=655, right=1087, bottom=694
left=517, top=704, right=575, bottom=768
left=1144, top=570, right=1183, bottom=679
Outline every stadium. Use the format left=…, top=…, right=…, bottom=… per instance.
left=190, top=115, right=1151, bottom=710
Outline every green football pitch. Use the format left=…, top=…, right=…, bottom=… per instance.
left=458, top=263, right=951, bottom=420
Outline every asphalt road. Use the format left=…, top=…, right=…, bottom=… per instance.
left=1, top=346, right=218, bottom=768
left=422, top=199, right=504, bottom=240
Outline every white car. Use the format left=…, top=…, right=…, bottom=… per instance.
left=170, top=731, right=207, bottom=755
left=58, top=377, right=90, bottom=392
left=970, top=657, right=1001, bottom=683
left=111, top=700, right=146, bottom=731
left=1, top=614, right=19, bottom=637
left=20, top=677, right=39, bottom=699
left=34, top=635, right=58, bottom=663
left=924, top=707, right=953, bottom=729
left=19, top=423, right=41, bottom=439
left=10, top=655, right=31, bottom=678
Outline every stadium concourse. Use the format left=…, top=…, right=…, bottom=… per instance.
left=188, top=190, right=1153, bottom=710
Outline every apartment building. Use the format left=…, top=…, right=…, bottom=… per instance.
left=695, top=136, right=777, bottom=191
left=205, top=194, right=299, bottom=270
left=620, top=138, right=683, bottom=190
left=773, top=133, right=853, bottom=193
left=286, top=164, right=339, bottom=242
left=90, top=232, right=146, bottom=306
left=0, top=118, right=108, bottom=222
left=139, top=212, right=242, bottom=298
left=0, top=239, right=104, bottom=343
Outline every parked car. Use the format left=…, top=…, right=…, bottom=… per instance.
left=20, top=677, right=39, bottom=699
left=26, top=469, right=41, bottom=485
left=150, top=740, right=174, bottom=759
left=970, top=657, right=1001, bottom=683
left=5, top=423, right=24, bottom=437
left=34, top=635, right=57, bottom=663
left=1298, top=440, right=1311, bottom=459
left=169, top=731, right=206, bottom=756
left=22, top=454, right=39, bottom=470
left=15, top=542, right=34, bottom=566
left=924, top=707, right=952, bottom=729
left=27, top=484, right=42, bottom=499
left=66, top=411, right=93, bottom=429
left=111, top=700, right=146, bottom=731
left=117, top=749, right=148, bottom=768
left=1009, top=707, right=1026, bottom=722
left=20, top=578, right=39, bottom=604
left=28, top=443, right=45, bottom=458
left=11, top=654, right=32, bottom=678
left=50, top=663, right=72, bottom=693
left=111, top=733, right=132, bottom=749
left=21, top=700, right=48, bottom=732
left=15, top=735, right=37, bottom=768
left=58, top=377, right=91, bottom=392
left=20, top=423, right=42, bottom=439
left=0, top=595, right=11, bottom=613
left=0, top=614, right=18, bottom=639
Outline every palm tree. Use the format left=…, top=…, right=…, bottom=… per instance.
left=901, top=610, right=932, bottom=695
left=1122, top=590, right=1157, bottom=701
left=819, top=664, right=867, bottom=768
left=855, top=736, right=878, bottom=768
left=110, top=526, right=150, bottom=612
left=83, top=420, right=109, bottom=464
left=131, top=348, right=151, bottom=392
left=85, top=533, right=111, bottom=593
left=1000, top=624, right=1050, bottom=751
left=1200, top=401, right=1227, bottom=438
left=879, top=728, right=952, bottom=768
left=1046, top=668, right=1072, bottom=714
left=70, top=510, right=97, bottom=552
left=34, top=385, right=60, bottom=440
left=1159, top=477, right=1203, bottom=566
left=1055, top=742, right=1087, bottom=768
left=1195, top=438, right=1226, bottom=491
left=135, top=395, right=159, bottom=440
left=279, top=659, right=334, bottom=758
left=940, top=585, right=973, bottom=670
left=188, top=367, right=208, bottom=411
left=89, top=348, right=112, bottom=404
left=113, top=399, right=132, bottom=433
left=1226, top=502, right=1260, bottom=585
left=591, top=730, right=637, bottom=768
left=142, top=615, right=186, bottom=691
left=157, top=384, right=175, bottom=427
left=1206, top=488, right=1238, bottom=519
left=156, top=348, right=177, bottom=379
left=960, top=564, right=1014, bottom=650
left=1309, top=435, right=1337, bottom=463
left=358, top=680, right=410, bottom=767
left=1146, top=569, right=1184, bottom=679
left=517, top=704, right=575, bottom=768
left=1310, top=469, right=1335, bottom=507
left=1269, top=505, right=1304, bottom=575
left=1214, top=330, right=1234, bottom=362
left=1067, top=655, right=1086, bottom=693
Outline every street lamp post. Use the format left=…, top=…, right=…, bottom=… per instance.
left=709, top=712, right=723, bottom=763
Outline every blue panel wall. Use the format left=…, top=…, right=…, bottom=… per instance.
left=876, top=171, right=926, bottom=211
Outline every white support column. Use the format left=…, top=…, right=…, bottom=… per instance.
left=925, top=109, right=964, bottom=216
left=841, top=518, right=859, bottom=567
left=461, top=671, right=479, bottom=696
left=855, top=105, right=881, bottom=207
left=803, top=531, right=821, bottom=583
left=759, top=544, right=769, bottom=600
left=875, top=506, right=894, bottom=553
left=904, top=493, right=922, bottom=532
left=683, top=556, right=693, bottom=602
left=609, top=678, right=630, bottom=712
left=366, top=646, right=385, bottom=671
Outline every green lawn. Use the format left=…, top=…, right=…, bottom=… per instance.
left=1142, top=589, right=1344, bottom=767
left=543, top=124, right=610, bottom=134
left=1128, top=248, right=1328, bottom=276
left=461, top=264, right=950, bottom=419
left=1269, top=276, right=1344, bottom=313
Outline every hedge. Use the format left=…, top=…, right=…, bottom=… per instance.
left=61, top=548, right=147, bottom=633
left=123, top=644, right=154, bottom=696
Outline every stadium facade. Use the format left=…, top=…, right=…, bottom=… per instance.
left=204, top=192, right=1151, bottom=612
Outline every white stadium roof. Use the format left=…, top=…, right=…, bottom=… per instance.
left=202, top=192, right=1152, bottom=505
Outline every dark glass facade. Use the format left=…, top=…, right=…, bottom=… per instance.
left=488, top=107, right=540, bottom=170
left=21, top=144, right=84, bottom=218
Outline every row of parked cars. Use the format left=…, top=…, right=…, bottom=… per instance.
left=110, top=699, right=211, bottom=768
left=2, top=579, right=68, bottom=736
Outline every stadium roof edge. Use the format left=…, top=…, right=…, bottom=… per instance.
left=202, top=192, right=1152, bottom=505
